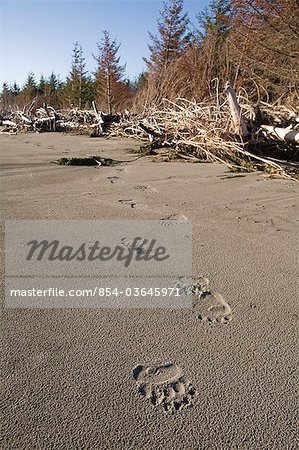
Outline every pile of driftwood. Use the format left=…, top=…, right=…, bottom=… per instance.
left=110, top=82, right=298, bottom=179
left=1, top=84, right=298, bottom=178
left=0, top=100, right=119, bottom=134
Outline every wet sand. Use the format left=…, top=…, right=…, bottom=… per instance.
left=1, top=132, right=298, bottom=449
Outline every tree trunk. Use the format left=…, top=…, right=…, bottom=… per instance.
left=107, top=73, right=112, bottom=115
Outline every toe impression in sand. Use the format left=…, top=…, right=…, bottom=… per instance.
left=175, top=277, right=232, bottom=324
left=193, top=277, right=232, bottom=324
left=133, top=363, right=197, bottom=413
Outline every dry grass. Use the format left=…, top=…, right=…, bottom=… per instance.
left=112, top=95, right=298, bottom=180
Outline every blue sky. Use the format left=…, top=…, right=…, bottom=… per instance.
left=0, top=0, right=209, bottom=87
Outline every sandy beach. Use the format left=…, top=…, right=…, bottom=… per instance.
left=1, top=132, right=298, bottom=449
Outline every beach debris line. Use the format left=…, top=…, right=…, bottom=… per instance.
left=0, top=101, right=121, bottom=135
left=111, top=83, right=298, bottom=179
left=1, top=84, right=298, bottom=178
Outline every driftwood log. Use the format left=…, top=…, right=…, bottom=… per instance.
left=138, top=121, right=162, bottom=142
left=261, top=125, right=299, bottom=144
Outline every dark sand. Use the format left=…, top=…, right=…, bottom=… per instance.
left=1, top=133, right=298, bottom=449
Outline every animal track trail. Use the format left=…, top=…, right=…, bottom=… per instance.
left=159, top=214, right=188, bottom=225
left=107, top=176, right=119, bottom=184
left=133, top=363, right=197, bottom=413
left=194, top=291, right=232, bottom=324
left=116, top=167, right=128, bottom=173
left=175, top=277, right=232, bottom=324
left=118, top=199, right=137, bottom=208
left=133, top=185, right=158, bottom=193
left=193, top=277, right=232, bottom=324
left=118, top=199, right=148, bottom=210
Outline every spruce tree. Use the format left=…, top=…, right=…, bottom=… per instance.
left=147, top=0, right=190, bottom=72
left=11, top=81, right=20, bottom=96
left=0, top=82, right=11, bottom=108
left=23, top=72, right=37, bottom=96
left=23, top=72, right=37, bottom=103
left=192, top=0, right=233, bottom=93
left=94, top=30, right=125, bottom=114
left=197, top=0, right=232, bottom=41
left=44, top=72, right=63, bottom=108
left=48, top=72, right=59, bottom=92
left=38, top=75, right=46, bottom=95
left=66, top=42, right=88, bottom=108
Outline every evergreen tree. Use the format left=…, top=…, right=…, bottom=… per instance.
left=44, top=72, right=63, bottom=107
left=11, top=81, right=20, bottom=96
left=94, top=30, right=126, bottom=114
left=21, top=71, right=37, bottom=105
left=66, top=42, right=88, bottom=108
left=23, top=71, right=37, bottom=99
left=9, top=81, right=20, bottom=107
left=38, top=75, right=46, bottom=95
left=197, top=0, right=232, bottom=42
left=192, top=0, right=233, bottom=93
left=0, top=82, right=11, bottom=108
left=48, top=72, right=59, bottom=92
left=83, top=75, right=96, bottom=109
left=147, top=0, right=190, bottom=72
left=133, top=72, right=148, bottom=91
